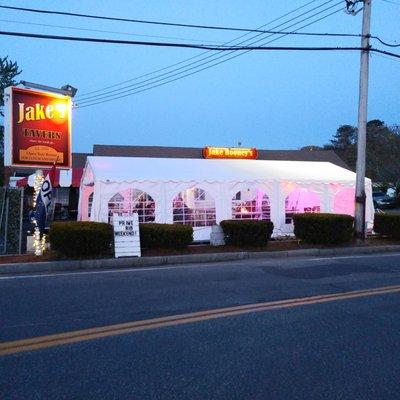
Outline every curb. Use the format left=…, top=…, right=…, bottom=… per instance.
left=1, top=245, right=400, bottom=275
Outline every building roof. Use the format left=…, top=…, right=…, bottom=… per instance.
left=92, top=145, right=350, bottom=169
left=72, top=152, right=91, bottom=168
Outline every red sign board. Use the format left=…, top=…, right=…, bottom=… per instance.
left=5, top=87, right=72, bottom=168
left=203, top=146, right=258, bottom=160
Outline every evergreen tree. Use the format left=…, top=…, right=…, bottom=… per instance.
left=0, top=56, right=22, bottom=185
left=330, top=125, right=357, bottom=150
left=0, top=56, right=22, bottom=117
left=323, top=120, right=400, bottom=184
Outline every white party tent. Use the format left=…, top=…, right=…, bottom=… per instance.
left=78, top=156, right=374, bottom=241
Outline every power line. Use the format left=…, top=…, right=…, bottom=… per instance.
left=77, top=5, right=346, bottom=107
left=0, top=18, right=223, bottom=44
left=372, top=36, right=400, bottom=47
left=3, top=16, right=396, bottom=49
left=1, top=0, right=343, bottom=53
left=0, top=27, right=395, bottom=50
left=0, top=28, right=367, bottom=54
left=1, top=1, right=344, bottom=107
left=71, top=2, right=396, bottom=101
left=0, top=17, right=364, bottom=40
left=0, top=3, right=356, bottom=34
left=76, top=4, right=346, bottom=105
left=76, top=1, right=345, bottom=102
left=0, top=30, right=362, bottom=50
left=76, top=6, right=346, bottom=107
left=0, top=30, right=263, bottom=49
left=78, top=49, right=400, bottom=110
left=3, top=2, right=395, bottom=47
left=2, top=0, right=397, bottom=106
left=77, top=0, right=326, bottom=99
left=372, top=48, right=400, bottom=58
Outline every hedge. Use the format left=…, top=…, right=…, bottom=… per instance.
left=49, top=221, right=113, bottom=258
left=293, top=213, right=354, bottom=245
left=220, top=220, right=274, bottom=246
left=139, top=223, right=193, bottom=249
left=374, top=214, right=400, bottom=239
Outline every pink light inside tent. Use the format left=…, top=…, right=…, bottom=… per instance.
left=333, top=188, right=355, bottom=216
left=79, top=186, right=93, bottom=221
left=255, top=188, right=264, bottom=211
left=122, top=188, right=132, bottom=213
left=286, top=188, right=321, bottom=214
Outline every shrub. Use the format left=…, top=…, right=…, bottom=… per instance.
left=293, top=213, right=354, bottom=245
left=374, top=214, right=400, bottom=239
left=49, top=221, right=113, bottom=258
left=220, top=220, right=274, bottom=246
left=139, top=223, right=193, bottom=249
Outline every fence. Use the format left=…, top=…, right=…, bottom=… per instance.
left=0, top=187, right=24, bottom=254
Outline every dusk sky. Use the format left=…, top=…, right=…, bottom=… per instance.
left=1, top=0, right=399, bottom=153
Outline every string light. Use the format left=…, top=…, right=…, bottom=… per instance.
left=41, top=234, right=47, bottom=253
left=33, top=170, right=44, bottom=208
left=33, top=226, right=42, bottom=256
left=32, top=170, right=47, bottom=256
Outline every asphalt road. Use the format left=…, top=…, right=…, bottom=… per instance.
left=1, top=253, right=400, bottom=399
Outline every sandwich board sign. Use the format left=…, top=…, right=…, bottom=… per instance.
left=113, top=214, right=141, bottom=258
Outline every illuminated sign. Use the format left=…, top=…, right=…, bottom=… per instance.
left=4, top=87, right=72, bottom=168
left=203, top=146, right=258, bottom=160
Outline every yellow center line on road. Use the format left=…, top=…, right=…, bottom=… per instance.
left=1, top=284, right=400, bottom=356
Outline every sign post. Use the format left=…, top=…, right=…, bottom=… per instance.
left=113, top=214, right=141, bottom=258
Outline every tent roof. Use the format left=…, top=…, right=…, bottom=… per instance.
left=83, top=156, right=361, bottom=185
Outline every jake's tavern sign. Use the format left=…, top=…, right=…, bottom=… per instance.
left=4, top=86, right=72, bottom=169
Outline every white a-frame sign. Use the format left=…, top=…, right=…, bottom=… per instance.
left=113, top=214, right=141, bottom=258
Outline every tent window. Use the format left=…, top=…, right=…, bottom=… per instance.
left=285, top=188, right=320, bottom=224
left=88, top=192, right=94, bottom=219
left=334, top=188, right=355, bottom=216
left=107, top=189, right=155, bottom=224
left=232, top=189, right=271, bottom=220
left=173, top=187, right=216, bottom=227
left=194, top=188, right=206, bottom=201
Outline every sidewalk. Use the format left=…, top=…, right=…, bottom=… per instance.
left=1, top=244, right=400, bottom=275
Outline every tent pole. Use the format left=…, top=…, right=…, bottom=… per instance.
left=3, top=193, right=9, bottom=254
left=0, top=188, right=7, bottom=237
left=18, top=188, right=24, bottom=254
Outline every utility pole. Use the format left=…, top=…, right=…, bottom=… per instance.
left=354, top=0, right=372, bottom=240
